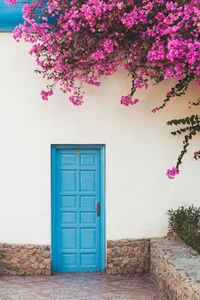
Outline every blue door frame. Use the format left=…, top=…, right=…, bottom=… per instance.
left=51, top=145, right=105, bottom=272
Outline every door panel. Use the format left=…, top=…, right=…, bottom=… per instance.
left=52, top=145, right=105, bottom=272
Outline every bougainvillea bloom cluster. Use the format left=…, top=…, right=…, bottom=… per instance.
left=6, top=0, right=16, bottom=6
left=194, top=151, right=200, bottom=160
left=10, top=0, right=200, bottom=104
left=166, top=167, right=180, bottom=179
left=6, top=0, right=200, bottom=179
left=121, top=97, right=139, bottom=106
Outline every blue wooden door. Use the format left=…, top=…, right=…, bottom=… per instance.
left=52, top=145, right=105, bottom=272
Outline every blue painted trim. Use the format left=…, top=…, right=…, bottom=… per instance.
left=51, top=144, right=106, bottom=272
left=100, top=145, right=106, bottom=270
left=51, top=145, right=57, bottom=271
left=0, top=0, right=70, bottom=32
left=0, top=0, right=53, bottom=32
left=0, top=1, right=25, bottom=32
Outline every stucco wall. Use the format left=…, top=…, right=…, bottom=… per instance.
left=0, top=33, right=199, bottom=245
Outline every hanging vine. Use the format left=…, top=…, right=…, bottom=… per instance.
left=5, top=0, right=200, bottom=178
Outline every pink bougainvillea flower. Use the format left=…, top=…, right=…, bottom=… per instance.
left=194, top=152, right=199, bottom=160
left=166, top=167, right=180, bottom=179
left=196, top=80, right=200, bottom=88
left=133, top=98, right=139, bottom=104
left=69, top=95, right=83, bottom=106
left=41, top=90, right=54, bottom=101
left=91, top=51, right=106, bottom=61
left=117, top=2, right=123, bottom=10
left=152, top=108, right=159, bottom=113
left=121, top=96, right=134, bottom=106
left=121, top=96, right=139, bottom=106
left=5, top=0, right=16, bottom=6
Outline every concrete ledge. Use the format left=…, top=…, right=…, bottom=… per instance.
left=150, top=238, right=200, bottom=300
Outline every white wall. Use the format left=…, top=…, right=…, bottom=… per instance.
left=0, top=34, right=199, bottom=245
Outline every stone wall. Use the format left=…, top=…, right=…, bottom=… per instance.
left=106, top=239, right=150, bottom=275
left=0, top=243, right=51, bottom=275
left=0, top=240, right=150, bottom=276
left=150, top=238, right=200, bottom=300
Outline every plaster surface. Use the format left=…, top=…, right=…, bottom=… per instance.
left=0, top=34, right=199, bottom=244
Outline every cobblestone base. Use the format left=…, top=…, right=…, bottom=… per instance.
left=0, top=243, right=51, bottom=275
left=106, top=239, right=150, bottom=275
left=150, top=238, right=200, bottom=300
left=0, top=240, right=150, bottom=276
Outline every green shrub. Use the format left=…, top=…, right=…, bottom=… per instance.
left=167, top=205, right=200, bottom=254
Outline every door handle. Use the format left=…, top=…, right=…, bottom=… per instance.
left=96, top=202, right=100, bottom=217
